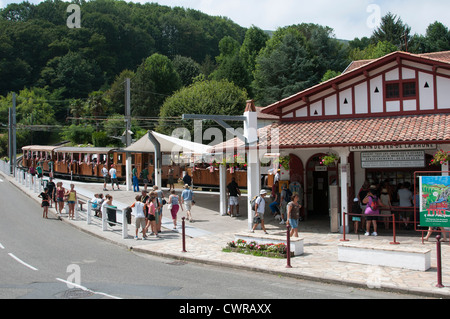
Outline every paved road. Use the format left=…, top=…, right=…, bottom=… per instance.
left=0, top=179, right=423, bottom=301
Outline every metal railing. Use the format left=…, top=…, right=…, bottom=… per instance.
left=101, top=204, right=129, bottom=239
left=341, top=211, right=400, bottom=244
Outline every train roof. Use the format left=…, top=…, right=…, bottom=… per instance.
left=22, top=145, right=59, bottom=152
left=53, top=146, right=118, bottom=154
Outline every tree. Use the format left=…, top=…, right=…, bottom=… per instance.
left=0, top=0, right=245, bottom=101
left=157, top=79, right=247, bottom=137
left=371, top=12, right=411, bottom=50
left=104, top=69, right=135, bottom=115
left=252, top=23, right=349, bottom=106
left=240, top=26, right=269, bottom=74
left=0, top=87, right=59, bottom=154
left=210, top=37, right=252, bottom=94
left=40, top=51, right=104, bottom=99
left=253, top=32, right=313, bottom=106
left=60, top=124, right=94, bottom=145
left=131, top=53, right=181, bottom=118
left=321, top=70, right=342, bottom=82
left=172, top=55, right=201, bottom=87
left=424, top=21, right=450, bottom=52
left=349, top=40, right=398, bottom=60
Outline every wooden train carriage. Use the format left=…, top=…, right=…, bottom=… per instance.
left=21, top=145, right=58, bottom=172
left=117, top=151, right=185, bottom=185
left=192, top=167, right=248, bottom=189
left=53, top=147, right=117, bottom=179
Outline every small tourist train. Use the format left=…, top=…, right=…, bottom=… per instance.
left=20, top=144, right=274, bottom=189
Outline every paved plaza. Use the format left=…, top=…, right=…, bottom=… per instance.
left=4, top=170, right=450, bottom=298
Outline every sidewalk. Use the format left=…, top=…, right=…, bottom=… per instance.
left=3, top=170, right=450, bottom=298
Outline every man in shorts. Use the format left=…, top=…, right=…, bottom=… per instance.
left=251, top=189, right=268, bottom=234
left=227, top=177, right=241, bottom=217
left=181, top=184, right=194, bottom=222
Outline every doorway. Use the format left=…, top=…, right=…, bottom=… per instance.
left=312, top=171, right=329, bottom=215
left=306, top=154, right=331, bottom=218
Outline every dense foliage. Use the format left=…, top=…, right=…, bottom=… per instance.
left=0, top=1, right=448, bottom=156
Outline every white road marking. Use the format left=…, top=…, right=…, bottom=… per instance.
left=56, top=278, right=122, bottom=299
left=8, top=253, right=38, bottom=271
left=0, top=243, right=4, bottom=249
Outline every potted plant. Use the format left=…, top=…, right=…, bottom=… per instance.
left=320, top=153, right=339, bottom=167
left=276, top=155, right=290, bottom=170
left=430, top=149, right=450, bottom=166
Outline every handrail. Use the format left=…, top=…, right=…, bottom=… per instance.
left=342, top=212, right=400, bottom=244
left=101, top=205, right=128, bottom=239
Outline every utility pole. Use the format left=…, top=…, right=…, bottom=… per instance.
left=8, top=93, right=16, bottom=176
left=125, top=78, right=132, bottom=191
left=402, top=31, right=408, bottom=52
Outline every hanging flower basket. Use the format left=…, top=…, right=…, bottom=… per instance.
left=275, top=155, right=290, bottom=170
left=430, top=149, right=450, bottom=166
left=320, top=153, right=339, bottom=167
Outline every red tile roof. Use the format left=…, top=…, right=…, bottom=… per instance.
left=263, top=51, right=450, bottom=114
left=271, top=113, right=450, bottom=149
left=344, top=51, right=450, bottom=73
left=211, top=113, right=450, bottom=152
left=256, top=106, right=278, bottom=120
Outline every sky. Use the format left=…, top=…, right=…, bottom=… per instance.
left=0, top=0, right=449, bottom=40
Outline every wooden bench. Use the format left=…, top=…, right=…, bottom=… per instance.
left=77, top=199, right=86, bottom=211
left=234, top=232, right=304, bottom=256
left=338, top=242, right=431, bottom=271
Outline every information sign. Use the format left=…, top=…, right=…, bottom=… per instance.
left=361, top=151, right=425, bottom=168
left=419, top=176, right=450, bottom=228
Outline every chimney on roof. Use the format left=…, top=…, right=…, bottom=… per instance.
left=245, top=99, right=256, bottom=112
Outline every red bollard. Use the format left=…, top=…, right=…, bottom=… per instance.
left=181, top=217, right=187, bottom=253
left=340, top=212, right=349, bottom=242
left=436, top=235, right=444, bottom=288
left=390, top=214, right=400, bottom=245
left=286, top=224, right=292, bottom=268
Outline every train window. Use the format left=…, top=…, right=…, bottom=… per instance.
left=117, top=154, right=123, bottom=164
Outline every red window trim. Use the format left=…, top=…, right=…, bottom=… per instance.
left=384, top=79, right=417, bottom=102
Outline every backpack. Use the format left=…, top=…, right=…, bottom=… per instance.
left=250, top=195, right=259, bottom=211
left=369, top=196, right=378, bottom=211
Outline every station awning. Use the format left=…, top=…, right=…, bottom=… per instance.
left=122, top=131, right=211, bottom=155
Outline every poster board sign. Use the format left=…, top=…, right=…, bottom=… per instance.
left=361, top=151, right=425, bottom=168
left=419, top=176, right=450, bottom=228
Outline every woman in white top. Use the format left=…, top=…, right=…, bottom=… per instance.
left=131, top=195, right=146, bottom=240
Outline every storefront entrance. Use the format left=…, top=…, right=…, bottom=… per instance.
left=312, top=170, right=329, bottom=215
left=306, top=154, right=337, bottom=218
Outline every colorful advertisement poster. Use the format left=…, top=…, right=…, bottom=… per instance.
left=419, top=176, right=450, bottom=228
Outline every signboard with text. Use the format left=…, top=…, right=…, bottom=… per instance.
left=361, top=151, right=425, bottom=168
left=419, top=176, right=450, bottom=228
left=350, top=144, right=436, bottom=152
